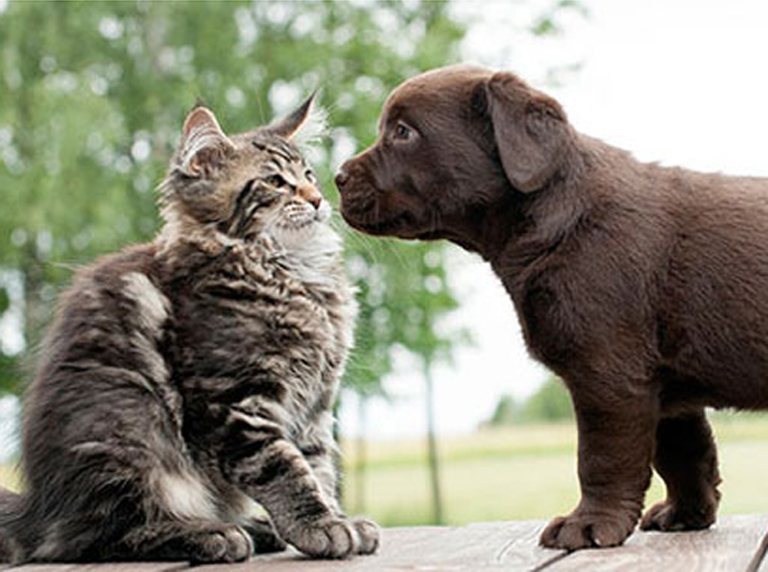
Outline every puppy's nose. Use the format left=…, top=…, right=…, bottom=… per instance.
left=335, top=168, right=349, bottom=192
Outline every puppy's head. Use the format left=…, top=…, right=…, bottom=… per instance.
left=335, top=65, right=571, bottom=239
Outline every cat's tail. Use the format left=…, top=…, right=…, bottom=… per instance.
left=0, top=487, right=22, bottom=563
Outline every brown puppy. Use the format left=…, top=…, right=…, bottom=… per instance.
left=335, top=64, right=768, bottom=551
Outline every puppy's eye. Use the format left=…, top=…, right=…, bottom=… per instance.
left=393, top=123, right=413, bottom=141
left=266, top=174, right=288, bottom=188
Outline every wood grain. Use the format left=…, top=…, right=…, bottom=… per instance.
left=190, top=520, right=562, bottom=571
left=751, top=526, right=768, bottom=572
left=9, top=563, right=189, bottom=572
left=548, top=514, right=768, bottom=572
left=4, top=515, right=768, bottom=571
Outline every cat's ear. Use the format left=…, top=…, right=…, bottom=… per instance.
left=178, top=106, right=234, bottom=178
left=267, top=92, right=323, bottom=142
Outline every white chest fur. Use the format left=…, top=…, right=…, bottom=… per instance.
left=274, top=222, right=345, bottom=289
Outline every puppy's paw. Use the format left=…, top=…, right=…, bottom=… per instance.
left=284, top=516, right=361, bottom=559
left=540, top=510, right=636, bottom=551
left=640, top=500, right=716, bottom=532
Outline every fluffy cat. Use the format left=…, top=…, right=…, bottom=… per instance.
left=0, top=96, right=379, bottom=563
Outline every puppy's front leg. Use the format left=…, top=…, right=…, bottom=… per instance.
left=540, top=386, right=657, bottom=550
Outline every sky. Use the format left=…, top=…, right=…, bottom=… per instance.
left=3, top=0, right=768, bottom=456
left=337, top=0, right=768, bottom=439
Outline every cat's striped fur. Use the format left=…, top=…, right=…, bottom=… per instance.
left=0, top=97, right=379, bottom=563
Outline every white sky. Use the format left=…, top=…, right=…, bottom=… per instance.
left=338, top=0, right=768, bottom=439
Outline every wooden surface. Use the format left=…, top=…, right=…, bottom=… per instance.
left=4, top=514, right=768, bottom=572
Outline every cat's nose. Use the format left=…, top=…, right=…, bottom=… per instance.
left=299, top=185, right=323, bottom=210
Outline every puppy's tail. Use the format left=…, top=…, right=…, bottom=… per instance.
left=0, top=487, right=23, bottom=563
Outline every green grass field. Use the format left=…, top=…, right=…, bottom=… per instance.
left=340, top=413, right=768, bottom=526
left=2, top=413, right=768, bottom=527
left=0, top=463, right=20, bottom=492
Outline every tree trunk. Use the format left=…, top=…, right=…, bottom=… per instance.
left=20, top=245, right=47, bottom=355
left=354, top=394, right=367, bottom=514
left=424, top=362, right=443, bottom=524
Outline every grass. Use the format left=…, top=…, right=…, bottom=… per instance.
left=340, top=412, right=768, bottom=526
left=2, top=413, right=768, bottom=527
left=0, top=463, right=20, bottom=492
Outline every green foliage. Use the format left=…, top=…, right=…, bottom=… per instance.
left=0, top=353, right=19, bottom=395
left=523, top=377, right=574, bottom=422
left=0, top=281, right=19, bottom=394
left=530, top=0, right=589, bottom=37
left=485, top=378, right=574, bottom=426
left=0, top=1, right=467, bottom=397
left=486, top=394, right=519, bottom=427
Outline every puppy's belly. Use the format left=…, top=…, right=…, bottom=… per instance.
left=658, top=345, right=768, bottom=412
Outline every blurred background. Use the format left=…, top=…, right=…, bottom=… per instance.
left=2, top=0, right=768, bottom=528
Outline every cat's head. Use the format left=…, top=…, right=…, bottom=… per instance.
left=160, top=96, right=331, bottom=246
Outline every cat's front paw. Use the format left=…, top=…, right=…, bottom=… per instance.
left=186, top=524, right=253, bottom=563
left=285, top=516, right=379, bottom=559
left=243, top=516, right=288, bottom=554
left=351, top=517, right=380, bottom=555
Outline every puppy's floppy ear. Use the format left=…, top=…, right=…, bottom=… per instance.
left=484, top=72, right=568, bottom=193
left=178, top=105, right=234, bottom=178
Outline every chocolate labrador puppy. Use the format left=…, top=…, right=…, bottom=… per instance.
left=335, top=64, right=768, bottom=550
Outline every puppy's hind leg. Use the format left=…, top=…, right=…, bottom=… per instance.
left=640, top=409, right=721, bottom=531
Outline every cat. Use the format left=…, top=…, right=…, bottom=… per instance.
left=0, top=96, right=380, bottom=564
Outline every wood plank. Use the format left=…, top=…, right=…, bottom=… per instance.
left=4, top=514, right=767, bottom=571
left=752, top=526, right=768, bottom=572
left=13, top=563, right=189, bottom=572
left=193, top=520, right=564, bottom=571
left=459, top=520, right=565, bottom=569
left=548, top=514, right=768, bottom=572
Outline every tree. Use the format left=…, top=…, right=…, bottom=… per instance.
left=387, top=242, right=465, bottom=524
left=0, top=3, right=470, bottom=514
left=485, top=394, right=519, bottom=427
left=484, top=378, right=574, bottom=427
left=522, top=377, right=574, bottom=423
left=0, top=0, right=466, bottom=390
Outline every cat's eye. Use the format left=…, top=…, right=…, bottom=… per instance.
left=305, top=169, right=317, bottom=184
left=393, top=122, right=413, bottom=142
left=266, top=174, right=288, bottom=188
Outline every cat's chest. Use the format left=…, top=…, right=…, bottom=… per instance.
left=171, top=248, right=352, bottom=386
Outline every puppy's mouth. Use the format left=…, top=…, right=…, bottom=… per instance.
left=342, top=206, right=429, bottom=238
left=339, top=179, right=432, bottom=238
left=345, top=212, right=414, bottom=236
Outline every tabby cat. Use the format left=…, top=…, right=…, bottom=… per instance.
left=0, top=96, right=379, bottom=563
